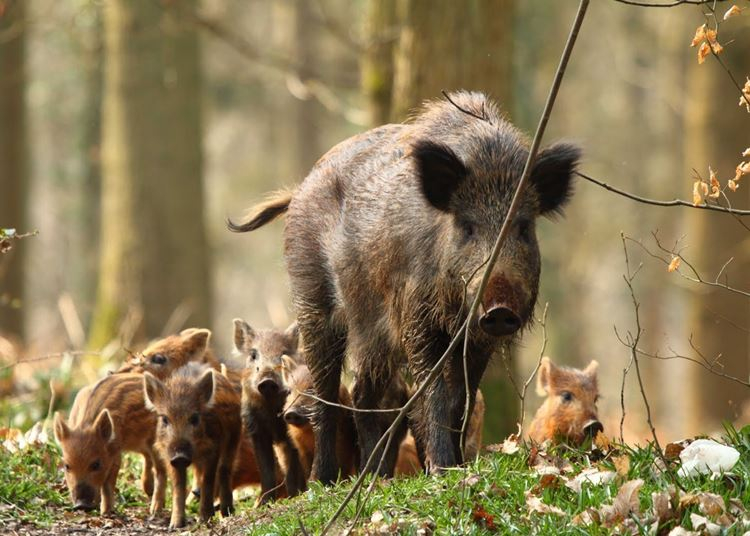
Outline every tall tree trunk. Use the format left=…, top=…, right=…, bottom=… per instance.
left=361, top=0, right=397, bottom=126
left=89, top=0, right=210, bottom=347
left=388, top=0, right=516, bottom=441
left=391, top=0, right=514, bottom=121
left=0, top=0, right=28, bottom=341
left=684, top=23, right=750, bottom=432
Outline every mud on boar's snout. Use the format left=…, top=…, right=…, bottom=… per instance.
left=583, top=419, right=604, bottom=438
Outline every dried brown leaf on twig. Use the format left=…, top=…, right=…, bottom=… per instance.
left=723, top=5, right=743, bottom=20
left=667, top=256, right=681, bottom=273
left=690, top=24, right=706, bottom=47
left=697, top=42, right=711, bottom=64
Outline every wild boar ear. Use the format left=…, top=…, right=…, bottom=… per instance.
left=233, top=318, right=255, bottom=351
left=284, top=321, right=300, bottom=353
left=183, top=328, right=211, bottom=359
left=536, top=356, right=552, bottom=396
left=412, top=140, right=468, bottom=212
left=530, top=142, right=581, bottom=216
left=197, top=369, right=216, bottom=408
left=94, top=409, right=116, bottom=443
left=53, top=412, right=70, bottom=443
left=143, top=372, right=166, bottom=411
left=280, top=354, right=297, bottom=384
left=583, top=360, right=598, bottom=377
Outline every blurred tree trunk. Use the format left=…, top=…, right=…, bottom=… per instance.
left=684, top=24, right=750, bottom=431
left=388, top=0, right=517, bottom=440
left=89, top=0, right=210, bottom=347
left=391, top=0, right=514, bottom=121
left=0, top=0, right=28, bottom=341
left=270, top=0, right=321, bottom=182
left=73, top=5, right=104, bottom=329
left=361, top=0, right=396, bottom=126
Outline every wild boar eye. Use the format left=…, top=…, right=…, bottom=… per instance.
left=249, top=349, right=259, bottom=361
left=189, top=413, right=200, bottom=426
left=160, top=415, right=170, bottom=426
left=150, top=354, right=167, bottom=365
left=90, top=460, right=101, bottom=471
left=457, top=219, right=475, bottom=241
left=561, top=391, right=573, bottom=403
left=64, top=463, right=70, bottom=471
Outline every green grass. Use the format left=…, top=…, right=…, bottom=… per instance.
left=2, top=425, right=748, bottom=534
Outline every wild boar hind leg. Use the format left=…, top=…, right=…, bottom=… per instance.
left=300, top=319, right=347, bottom=485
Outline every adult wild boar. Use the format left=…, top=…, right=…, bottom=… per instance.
left=229, top=91, right=580, bottom=481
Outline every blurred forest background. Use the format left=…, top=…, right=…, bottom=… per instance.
left=1, top=0, right=748, bottom=445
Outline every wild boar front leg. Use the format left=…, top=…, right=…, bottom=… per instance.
left=169, top=464, right=188, bottom=529
left=198, top=455, right=219, bottom=523
left=141, top=454, right=154, bottom=497
left=276, top=436, right=307, bottom=496
left=251, top=431, right=278, bottom=506
left=100, top=457, right=120, bottom=515
left=148, top=450, right=167, bottom=517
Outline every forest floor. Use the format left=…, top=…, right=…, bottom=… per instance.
left=1, top=427, right=749, bottom=536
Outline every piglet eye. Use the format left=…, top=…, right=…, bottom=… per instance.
left=160, top=415, right=170, bottom=426
left=150, top=354, right=167, bottom=365
left=64, top=463, right=70, bottom=471
left=189, top=413, right=200, bottom=426
left=561, top=392, right=573, bottom=403
left=90, top=460, right=101, bottom=471
left=249, top=349, right=259, bottom=361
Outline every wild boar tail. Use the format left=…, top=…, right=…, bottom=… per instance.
left=226, top=189, right=293, bottom=233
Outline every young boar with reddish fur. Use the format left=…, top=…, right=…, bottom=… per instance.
left=143, top=363, right=240, bottom=529
left=118, top=328, right=220, bottom=381
left=229, top=91, right=580, bottom=480
left=235, top=319, right=306, bottom=505
left=528, top=357, right=602, bottom=445
left=54, top=373, right=166, bottom=516
left=282, top=362, right=358, bottom=479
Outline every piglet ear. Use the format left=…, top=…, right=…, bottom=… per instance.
left=143, top=372, right=166, bottom=411
left=536, top=357, right=552, bottom=396
left=196, top=369, right=216, bottom=408
left=181, top=328, right=211, bottom=360
left=284, top=321, right=300, bottom=353
left=94, top=409, right=116, bottom=443
left=583, top=360, right=599, bottom=378
left=54, top=412, right=70, bottom=443
left=233, top=318, right=255, bottom=352
left=412, top=140, right=468, bottom=212
left=530, top=142, right=581, bottom=215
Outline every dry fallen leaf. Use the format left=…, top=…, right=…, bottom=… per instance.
left=594, top=431, right=610, bottom=452
left=652, top=490, right=676, bottom=524
left=525, top=491, right=565, bottom=516
left=723, top=5, right=743, bottom=19
left=668, top=528, right=700, bottom=536
left=668, top=256, right=681, bottom=273
left=678, top=492, right=726, bottom=517
left=690, top=24, right=706, bottom=47
left=690, top=513, right=721, bottom=536
left=697, top=41, right=711, bottom=64
left=665, top=440, right=689, bottom=460
left=613, top=454, right=630, bottom=477
left=565, top=468, right=616, bottom=493
left=460, top=474, right=482, bottom=488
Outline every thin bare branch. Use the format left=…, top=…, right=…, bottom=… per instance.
left=577, top=172, right=750, bottom=216
left=612, top=0, right=726, bottom=7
